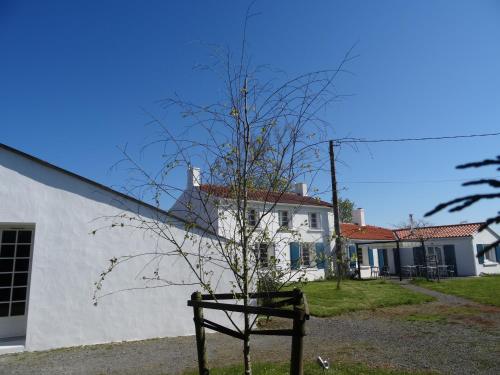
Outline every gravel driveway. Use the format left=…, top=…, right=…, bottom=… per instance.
left=1, top=283, right=499, bottom=375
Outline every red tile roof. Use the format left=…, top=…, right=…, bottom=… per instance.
left=199, top=184, right=332, bottom=208
left=394, top=223, right=483, bottom=240
left=340, top=223, right=395, bottom=241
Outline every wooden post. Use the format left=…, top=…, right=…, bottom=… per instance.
left=191, top=292, right=209, bottom=375
left=396, top=241, right=402, bottom=281
left=290, top=289, right=305, bottom=375
left=329, top=140, right=343, bottom=289
left=356, top=243, right=361, bottom=280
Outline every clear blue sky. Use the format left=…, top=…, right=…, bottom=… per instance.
left=1, top=0, right=499, bottom=229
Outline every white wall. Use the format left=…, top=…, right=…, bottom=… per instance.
left=172, top=188, right=335, bottom=281
left=0, top=148, right=239, bottom=351
left=229, top=202, right=333, bottom=281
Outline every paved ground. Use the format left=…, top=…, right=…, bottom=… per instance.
left=1, top=283, right=499, bottom=375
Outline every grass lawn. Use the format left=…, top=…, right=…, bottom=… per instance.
left=183, top=361, right=432, bottom=375
left=413, top=275, right=500, bottom=307
left=287, top=279, right=434, bottom=317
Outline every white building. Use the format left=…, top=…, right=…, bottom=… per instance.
left=342, top=220, right=500, bottom=278
left=394, top=223, right=500, bottom=276
left=170, top=168, right=339, bottom=282
left=0, top=144, right=237, bottom=354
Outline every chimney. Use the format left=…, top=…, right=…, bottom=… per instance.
left=294, top=183, right=308, bottom=196
left=187, top=167, right=201, bottom=188
left=352, top=208, right=365, bottom=226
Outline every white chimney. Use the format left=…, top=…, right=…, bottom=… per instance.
left=295, top=183, right=308, bottom=196
left=187, top=167, right=201, bottom=188
left=352, top=208, right=366, bottom=226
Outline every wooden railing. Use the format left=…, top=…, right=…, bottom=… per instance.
left=188, top=288, right=310, bottom=375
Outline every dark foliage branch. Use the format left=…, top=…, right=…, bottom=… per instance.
left=425, top=155, right=500, bottom=253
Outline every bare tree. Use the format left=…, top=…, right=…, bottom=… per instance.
left=425, top=156, right=500, bottom=253
left=92, top=22, right=355, bottom=374
left=394, top=215, right=441, bottom=269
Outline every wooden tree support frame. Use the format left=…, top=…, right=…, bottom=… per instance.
left=188, top=288, right=310, bottom=375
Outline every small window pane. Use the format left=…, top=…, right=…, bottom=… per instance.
left=16, top=245, right=31, bottom=258
left=15, top=259, right=29, bottom=272
left=13, top=273, right=28, bottom=286
left=12, top=287, right=26, bottom=301
left=10, top=302, right=25, bottom=316
left=17, top=231, right=32, bottom=244
left=0, top=288, right=11, bottom=302
left=1, top=245, right=15, bottom=257
left=0, top=303, right=9, bottom=317
left=0, top=274, right=12, bottom=287
left=1, top=231, right=16, bottom=244
left=0, top=259, right=14, bottom=272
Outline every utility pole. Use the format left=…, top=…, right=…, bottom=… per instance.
left=329, top=140, right=343, bottom=289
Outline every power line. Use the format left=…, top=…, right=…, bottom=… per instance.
left=338, top=176, right=500, bottom=185
left=334, top=131, right=500, bottom=145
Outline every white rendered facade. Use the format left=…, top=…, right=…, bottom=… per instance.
left=0, top=145, right=239, bottom=352
left=170, top=171, right=336, bottom=282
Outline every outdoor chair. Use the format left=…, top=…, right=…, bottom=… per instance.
left=370, top=266, right=379, bottom=278
left=447, top=265, right=455, bottom=277
left=438, top=265, right=448, bottom=278
left=380, top=266, right=390, bottom=278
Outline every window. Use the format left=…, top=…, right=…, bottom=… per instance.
left=254, top=243, right=271, bottom=268
left=308, top=213, right=320, bottom=229
left=301, top=243, right=316, bottom=267
left=278, top=210, right=289, bottom=229
left=0, top=229, right=33, bottom=317
left=479, top=244, right=496, bottom=262
left=247, top=209, right=257, bottom=227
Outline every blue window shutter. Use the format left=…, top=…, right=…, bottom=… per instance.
left=315, top=242, right=325, bottom=269
left=368, top=248, right=374, bottom=266
left=496, top=245, right=500, bottom=263
left=377, top=249, right=385, bottom=267
left=290, top=242, right=301, bottom=270
left=476, top=244, right=484, bottom=264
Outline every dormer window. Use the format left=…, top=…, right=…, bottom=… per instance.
left=308, top=213, right=320, bottom=229
left=247, top=209, right=257, bottom=227
left=278, top=210, right=289, bottom=228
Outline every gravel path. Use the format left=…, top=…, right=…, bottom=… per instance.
left=1, top=284, right=499, bottom=375
left=395, top=280, right=476, bottom=304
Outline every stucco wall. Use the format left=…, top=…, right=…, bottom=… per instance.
left=0, top=148, right=239, bottom=351
left=172, top=188, right=335, bottom=281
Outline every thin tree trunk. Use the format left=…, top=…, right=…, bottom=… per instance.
left=243, top=310, right=251, bottom=375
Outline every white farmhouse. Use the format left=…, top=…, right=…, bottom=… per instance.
left=0, top=144, right=237, bottom=354
left=170, top=168, right=338, bottom=281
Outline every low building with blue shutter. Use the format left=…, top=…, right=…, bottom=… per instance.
left=342, top=220, right=500, bottom=279
left=394, top=223, right=500, bottom=277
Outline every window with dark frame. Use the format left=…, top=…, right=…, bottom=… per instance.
left=0, top=229, right=32, bottom=317
left=308, top=213, right=319, bottom=229
left=278, top=210, right=289, bottom=228
left=254, top=243, right=269, bottom=267
left=301, top=243, right=316, bottom=267
left=247, top=209, right=257, bottom=227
